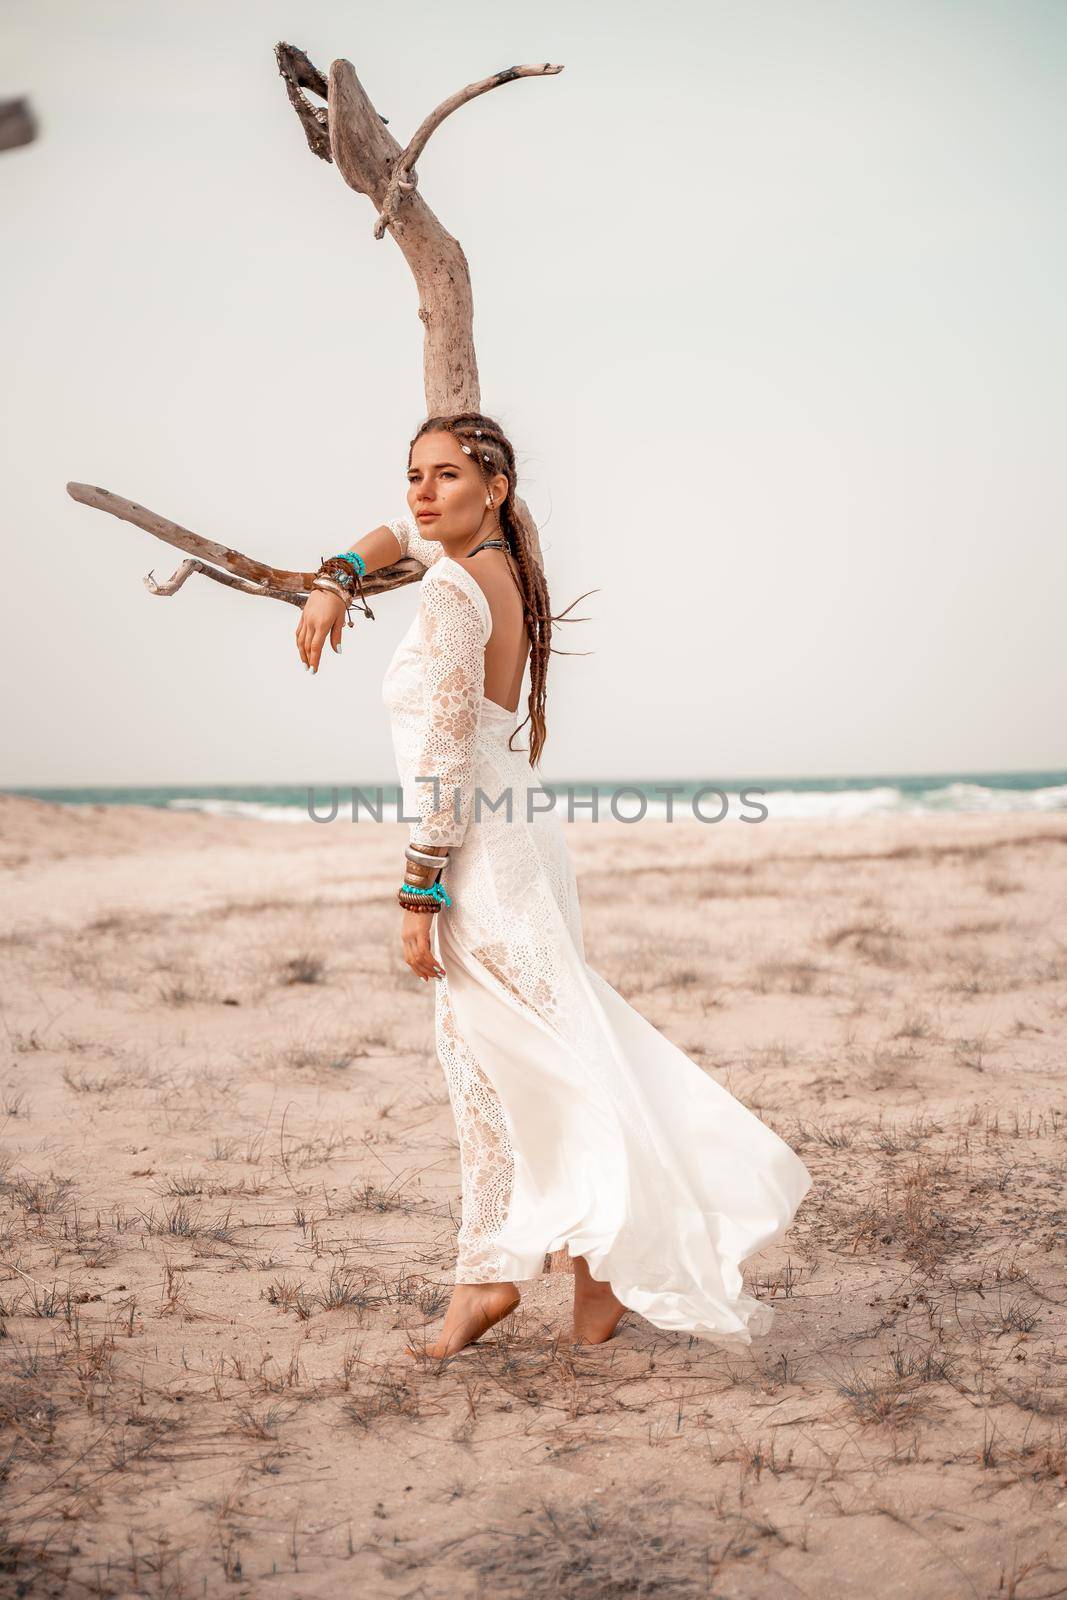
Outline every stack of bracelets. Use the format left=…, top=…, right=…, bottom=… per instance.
left=398, top=845, right=454, bottom=915
left=312, top=545, right=456, bottom=918
left=312, top=545, right=376, bottom=622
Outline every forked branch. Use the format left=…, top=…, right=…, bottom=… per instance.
left=373, top=63, right=563, bottom=239
left=68, top=44, right=557, bottom=601
left=65, top=482, right=423, bottom=611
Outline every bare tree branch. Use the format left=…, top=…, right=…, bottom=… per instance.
left=68, top=45, right=556, bottom=602
left=321, top=54, right=552, bottom=571
left=66, top=482, right=424, bottom=610
left=144, top=558, right=304, bottom=606
left=327, top=58, right=480, bottom=413
left=373, top=63, right=563, bottom=240
left=275, top=42, right=362, bottom=164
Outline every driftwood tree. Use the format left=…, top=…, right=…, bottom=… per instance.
left=66, top=47, right=571, bottom=1274
left=67, top=47, right=562, bottom=610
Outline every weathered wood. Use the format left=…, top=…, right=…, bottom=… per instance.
left=324, top=55, right=558, bottom=472
left=274, top=44, right=333, bottom=162
left=66, top=50, right=555, bottom=598
left=65, top=482, right=424, bottom=609
left=328, top=59, right=480, bottom=414
left=322, top=53, right=553, bottom=571
left=372, top=63, right=563, bottom=241
left=146, top=557, right=304, bottom=605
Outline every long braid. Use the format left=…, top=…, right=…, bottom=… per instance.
left=408, top=412, right=596, bottom=768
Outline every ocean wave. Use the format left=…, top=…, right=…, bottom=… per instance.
left=165, top=797, right=313, bottom=825
left=915, top=781, right=1067, bottom=813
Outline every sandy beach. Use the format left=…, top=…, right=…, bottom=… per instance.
left=1, top=793, right=1065, bottom=1596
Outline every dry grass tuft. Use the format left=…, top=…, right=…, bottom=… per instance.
left=823, top=917, right=908, bottom=967
left=457, top=1495, right=718, bottom=1598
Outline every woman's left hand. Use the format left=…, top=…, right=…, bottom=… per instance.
left=402, top=910, right=447, bottom=982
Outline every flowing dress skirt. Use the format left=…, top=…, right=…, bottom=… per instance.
left=428, top=697, right=813, bottom=1346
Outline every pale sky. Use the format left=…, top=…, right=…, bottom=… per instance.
left=3, top=0, right=1064, bottom=788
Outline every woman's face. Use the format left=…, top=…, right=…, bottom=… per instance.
left=406, top=430, right=505, bottom=538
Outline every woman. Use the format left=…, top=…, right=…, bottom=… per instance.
left=296, top=411, right=813, bottom=1360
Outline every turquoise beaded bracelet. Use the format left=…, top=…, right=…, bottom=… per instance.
left=399, top=880, right=453, bottom=908
left=336, top=550, right=366, bottom=576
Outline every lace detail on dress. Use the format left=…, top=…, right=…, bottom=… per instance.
left=380, top=545, right=813, bottom=1331
left=409, top=567, right=489, bottom=849
left=470, top=942, right=560, bottom=1022
left=436, top=973, right=517, bottom=1282
left=387, top=514, right=446, bottom=572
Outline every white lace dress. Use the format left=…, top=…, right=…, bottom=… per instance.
left=381, top=514, right=813, bottom=1344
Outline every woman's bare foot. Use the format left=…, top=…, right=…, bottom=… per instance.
left=405, top=1282, right=521, bottom=1360
left=572, top=1253, right=628, bottom=1345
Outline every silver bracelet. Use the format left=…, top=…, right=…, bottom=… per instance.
left=406, top=844, right=450, bottom=867
left=311, top=576, right=350, bottom=603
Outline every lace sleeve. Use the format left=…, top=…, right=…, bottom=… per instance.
left=387, top=513, right=445, bottom=572
left=410, top=571, right=488, bottom=849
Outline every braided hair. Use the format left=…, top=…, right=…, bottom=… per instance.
left=408, top=412, right=595, bottom=768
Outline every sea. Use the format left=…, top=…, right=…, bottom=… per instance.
left=5, top=770, right=1066, bottom=826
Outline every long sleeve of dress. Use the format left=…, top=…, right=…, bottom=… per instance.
left=410, top=570, right=488, bottom=849
left=387, top=513, right=445, bottom=573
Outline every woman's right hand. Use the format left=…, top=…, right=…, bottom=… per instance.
left=296, top=590, right=348, bottom=674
